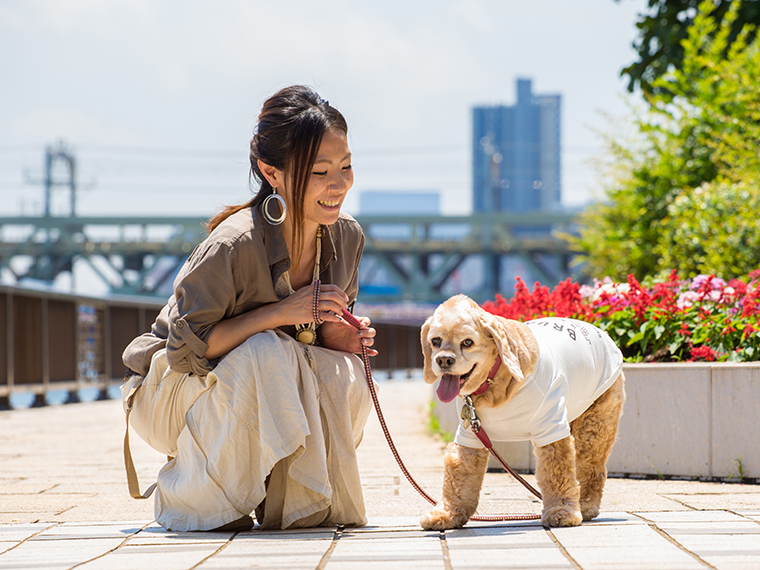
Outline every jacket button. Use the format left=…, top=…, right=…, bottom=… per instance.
left=177, top=320, right=184, bottom=328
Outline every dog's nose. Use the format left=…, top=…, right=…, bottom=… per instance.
left=436, top=355, right=455, bottom=369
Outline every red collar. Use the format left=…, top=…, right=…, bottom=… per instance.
left=470, top=355, right=501, bottom=396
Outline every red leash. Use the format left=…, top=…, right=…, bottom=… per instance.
left=343, top=310, right=541, bottom=522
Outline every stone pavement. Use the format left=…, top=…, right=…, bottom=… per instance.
left=1, top=377, right=760, bottom=569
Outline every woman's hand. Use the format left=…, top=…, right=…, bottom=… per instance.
left=319, top=315, right=377, bottom=356
left=205, top=282, right=349, bottom=360
left=278, top=282, right=349, bottom=326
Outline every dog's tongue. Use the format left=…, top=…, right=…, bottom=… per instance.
left=436, top=374, right=463, bottom=403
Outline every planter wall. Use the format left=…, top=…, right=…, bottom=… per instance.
left=432, top=362, right=760, bottom=480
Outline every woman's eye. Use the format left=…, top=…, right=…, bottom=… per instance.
left=461, top=339, right=474, bottom=348
left=312, top=171, right=327, bottom=177
left=431, top=337, right=442, bottom=348
left=342, top=164, right=353, bottom=171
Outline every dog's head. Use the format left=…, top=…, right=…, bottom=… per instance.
left=421, top=294, right=539, bottom=405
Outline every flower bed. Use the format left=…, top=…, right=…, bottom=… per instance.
left=482, top=271, right=760, bottom=363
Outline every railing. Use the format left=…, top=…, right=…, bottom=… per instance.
left=0, top=285, right=163, bottom=408
left=0, top=286, right=423, bottom=409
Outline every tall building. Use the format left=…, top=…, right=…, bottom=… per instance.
left=472, top=78, right=561, bottom=213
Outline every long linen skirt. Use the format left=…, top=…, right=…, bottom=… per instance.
left=127, top=330, right=373, bottom=531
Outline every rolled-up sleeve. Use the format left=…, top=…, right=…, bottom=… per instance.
left=166, top=239, right=238, bottom=376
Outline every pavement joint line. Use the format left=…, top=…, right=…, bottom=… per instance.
left=0, top=522, right=58, bottom=555
left=315, top=524, right=343, bottom=570
left=544, top=526, right=583, bottom=570
left=438, top=530, right=453, bottom=570
left=64, top=519, right=153, bottom=569
left=187, top=531, right=237, bottom=570
left=730, top=509, right=760, bottom=526
left=659, top=494, right=701, bottom=510
left=645, top=521, right=718, bottom=570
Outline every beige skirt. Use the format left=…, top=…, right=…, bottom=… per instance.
left=127, top=330, right=373, bottom=531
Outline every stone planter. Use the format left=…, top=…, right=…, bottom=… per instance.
left=432, top=362, right=760, bottom=480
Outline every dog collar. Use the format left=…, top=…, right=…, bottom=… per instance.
left=471, top=355, right=502, bottom=396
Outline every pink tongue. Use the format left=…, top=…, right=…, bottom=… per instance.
left=436, top=374, right=463, bottom=403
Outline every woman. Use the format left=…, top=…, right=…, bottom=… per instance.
left=121, top=85, right=376, bottom=532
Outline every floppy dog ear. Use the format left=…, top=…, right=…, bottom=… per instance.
left=420, top=317, right=437, bottom=384
left=478, top=311, right=538, bottom=383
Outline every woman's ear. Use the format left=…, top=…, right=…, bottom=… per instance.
left=257, top=159, right=285, bottom=189
left=420, top=318, right=436, bottom=384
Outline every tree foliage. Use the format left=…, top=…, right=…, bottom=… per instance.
left=573, top=0, right=760, bottom=280
left=618, top=0, right=760, bottom=94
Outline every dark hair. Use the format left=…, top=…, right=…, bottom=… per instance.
left=206, top=85, right=348, bottom=263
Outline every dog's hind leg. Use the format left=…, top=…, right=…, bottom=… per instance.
left=420, top=442, right=489, bottom=530
left=570, top=373, right=626, bottom=521
left=535, top=436, right=582, bottom=527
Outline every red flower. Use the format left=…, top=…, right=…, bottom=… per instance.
left=690, top=345, right=718, bottom=362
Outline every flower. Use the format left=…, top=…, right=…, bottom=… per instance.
left=483, top=270, right=760, bottom=363
left=677, top=291, right=700, bottom=309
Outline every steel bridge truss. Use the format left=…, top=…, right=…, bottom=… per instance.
left=0, top=212, right=580, bottom=302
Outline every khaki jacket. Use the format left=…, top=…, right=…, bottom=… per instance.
left=122, top=206, right=365, bottom=377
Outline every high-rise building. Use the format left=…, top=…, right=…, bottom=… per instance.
left=472, top=78, right=561, bottom=213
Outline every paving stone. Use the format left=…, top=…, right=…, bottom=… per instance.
left=73, top=542, right=229, bottom=570
left=662, top=491, right=760, bottom=511
left=0, top=522, right=53, bottom=542
left=328, top=534, right=444, bottom=570
left=0, top=537, right=125, bottom=570
left=446, top=525, right=572, bottom=569
left=199, top=533, right=333, bottom=569
left=551, top=524, right=705, bottom=570
left=636, top=510, right=751, bottom=523
left=666, top=534, right=760, bottom=570
left=32, top=522, right=144, bottom=540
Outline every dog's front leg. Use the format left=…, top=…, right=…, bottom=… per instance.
left=420, top=442, right=489, bottom=530
left=535, top=436, right=583, bottom=528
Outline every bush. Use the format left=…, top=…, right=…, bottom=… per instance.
left=571, top=1, right=760, bottom=280
left=482, top=271, right=760, bottom=362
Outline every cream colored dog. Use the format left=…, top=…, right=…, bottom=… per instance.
left=419, top=295, right=625, bottom=529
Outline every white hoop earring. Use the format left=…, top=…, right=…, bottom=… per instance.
left=262, top=188, right=287, bottom=225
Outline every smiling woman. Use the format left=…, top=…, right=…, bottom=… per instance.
left=120, top=85, right=377, bottom=532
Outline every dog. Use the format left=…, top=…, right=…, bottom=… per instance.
left=419, top=294, right=625, bottom=529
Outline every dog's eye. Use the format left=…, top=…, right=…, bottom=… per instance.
left=431, top=337, right=442, bottom=348
left=461, top=339, right=474, bottom=348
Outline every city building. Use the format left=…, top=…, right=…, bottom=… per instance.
left=472, top=78, right=561, bottom=213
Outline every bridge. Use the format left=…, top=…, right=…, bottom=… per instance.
left=0, top=211, right=580, bottom=303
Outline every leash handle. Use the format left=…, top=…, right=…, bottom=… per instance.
left=341, top=309, right=364, bottom=329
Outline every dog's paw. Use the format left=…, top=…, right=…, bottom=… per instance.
left=541, top=504, right=583, bottom=528
left=580, top=501, right=600, bottom=522
left=420, top=507, right=468, bottom=530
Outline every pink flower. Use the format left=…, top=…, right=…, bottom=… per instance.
left=677, top=291, right=700, bottom=309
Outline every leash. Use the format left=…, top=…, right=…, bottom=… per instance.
left=343, top=310, right=542, bottom=522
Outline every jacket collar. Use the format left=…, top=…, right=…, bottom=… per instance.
left=258, top=205, right=338, bottom=275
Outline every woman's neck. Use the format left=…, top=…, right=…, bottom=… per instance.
left=283, top=219, right=320, bottom=289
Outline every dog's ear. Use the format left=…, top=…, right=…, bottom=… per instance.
left=420, top=317, right=437, bottom=384
left=479, top=311, right=538, bottom=383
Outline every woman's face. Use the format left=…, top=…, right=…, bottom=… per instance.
left=289, top=127, right=354, bottom=229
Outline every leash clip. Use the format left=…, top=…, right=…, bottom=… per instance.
left=461, top=394, right=480, bottom=431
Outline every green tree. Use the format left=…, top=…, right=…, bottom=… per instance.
left=574, top=0, right=760, bottom=280
left=617, top=0, right=760, bottom=95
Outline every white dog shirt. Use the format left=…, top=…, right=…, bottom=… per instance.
left=454, top=317, right=623, bottom=449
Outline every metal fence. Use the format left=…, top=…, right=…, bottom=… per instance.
left=0, top=286, right=423, bottom=409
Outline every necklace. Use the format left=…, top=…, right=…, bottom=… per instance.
left=293, top=226, right=322, bottom=345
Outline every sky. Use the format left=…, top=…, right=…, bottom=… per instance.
left=0, top=0, right=650, bottom=219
